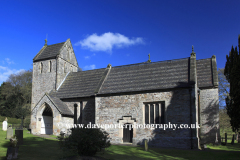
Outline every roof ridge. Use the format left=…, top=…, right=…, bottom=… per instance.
left=112, top=57, right=189, bottom=68
left=47, top=42, right=65, bottom=46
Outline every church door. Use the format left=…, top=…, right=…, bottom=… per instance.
left=41, top=105, right=53, bottom=135
left=123, top=123, right=133, bottom=143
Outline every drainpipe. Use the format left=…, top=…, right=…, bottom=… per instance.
left=198, top=89, right=201, bottom=150
left=189, top=88, right=193, bottom=149
left=74, top=103, right=78, bottom=125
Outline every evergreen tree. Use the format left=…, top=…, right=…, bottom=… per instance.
left=224, top=35, right=240, bottom=132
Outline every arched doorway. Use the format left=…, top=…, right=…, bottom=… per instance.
left=123, top=123, right=133, bottom=143
left=41, top=104, right=53, bottom=135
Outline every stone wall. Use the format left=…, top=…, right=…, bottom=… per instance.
left=31, top=95, right=63, bottom=135
left=56, top=40, right=78, bottom=89
left=63, top=98, right=95, bottom=124
left=31, top=59, right=57, bottom=110
left=96, top=89, right=198, bottom=149
left=199, top=88, right=220, bottom=144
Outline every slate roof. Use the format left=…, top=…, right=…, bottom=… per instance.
left=33, top=42, right=65, bottom=62
left=48, top=92, right=73, bottom=116
left=55, top=57, right=215, bottom=98
left=196, top=58, right=213, bottom=88
left=56, top=69, right=106, bottom=99
left=99, top=58, right=190, bottom=94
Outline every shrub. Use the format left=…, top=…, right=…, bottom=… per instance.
left=58, top=125, right=111, bottom=156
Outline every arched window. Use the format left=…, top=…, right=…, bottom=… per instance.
left=49, top=61, right=52, bottom=72
left=40, top=62, right=43, bottom=73
left=64, top=62, right=67, bottom=73
left=67, top=47, right=70, bottom=62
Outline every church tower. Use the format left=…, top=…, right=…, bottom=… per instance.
left=31, top=39, right=78, bottom=110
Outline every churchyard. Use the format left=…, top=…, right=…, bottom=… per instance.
left=1, top=122, right=240, bottom=160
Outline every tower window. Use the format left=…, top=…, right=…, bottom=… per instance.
left=49, top=61, right=52, bottom=72
left=67, top=46, right=71, bottom=62
left=64, top=62, right=67, bottom=73
left=40, top=62, right=43, bottom=73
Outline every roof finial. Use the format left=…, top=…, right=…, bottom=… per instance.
left=147, top=53, right=151, bottom=63
left=191, top=45, right=196, bottom=57
left=44, top=34, right=48, bottom=46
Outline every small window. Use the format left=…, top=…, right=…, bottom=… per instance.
left=64, top=62, right=67, bottom=73
left=145, top=104, right=149, bottom=124
left=67, top=47, right=71, bottom=61
left=71, top=66, right=73, bottom=72
left=144, top=102, right=165, bottom=124
left=49, top=61, right=52, bottom=72
left=39, top=62, right=43, bottom=73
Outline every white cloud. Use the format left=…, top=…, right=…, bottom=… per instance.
left=5, top=58, right=15, bottom=65
left=84, top=56, right=90, bottom=59
left=0, top=66, right=25, bottom=84
left=83, top=64, right=96, bottom=70
left=75, top=32, right=144, bottom=52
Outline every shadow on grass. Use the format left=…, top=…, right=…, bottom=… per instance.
left=207, top=142, right=240, bottom=151
left=0, top=131, right=76, bottom=160
left=97, top=145, right=240, bottom=160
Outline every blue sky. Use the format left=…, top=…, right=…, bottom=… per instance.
left=0, top=0, right=239, bottom=84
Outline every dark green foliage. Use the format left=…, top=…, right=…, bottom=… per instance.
left=58, top=125, right=111, bottom=156
left=0, top=70, right=32, bottom=122
left=224, top=35, right=240, bottom=132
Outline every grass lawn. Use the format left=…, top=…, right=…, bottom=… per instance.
left=0, top=123, right=240, bottom=160
left=96, top=144, right=240, bottom=160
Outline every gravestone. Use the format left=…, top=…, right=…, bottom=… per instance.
left=215, top=132, right=218, bottom=144
left=6, top=147, right=13, bottom=160
left=6, top=147, right=18, bottom=160
left=15, top=130, right=23, bottom=145
left=6, top=126, right=13, bottom=139
left=225, top=133, right=227, bottom=145
left=231, top=134, right=235, bottom=144
left=2, top=120, right=7, bottom=131
left=144, top=139, right=148, bottom=151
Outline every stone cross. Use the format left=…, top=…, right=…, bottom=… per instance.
left=2, top=120, right=7, bottom=131
left=147, top=53, right=151, bottom=63
left=6, top=126, right=13, bottom=139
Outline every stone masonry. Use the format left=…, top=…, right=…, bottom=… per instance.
left=96, top=89, right=198, bottom=149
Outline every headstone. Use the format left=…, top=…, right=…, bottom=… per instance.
left=6, top=147, right=13, bottom=160
left=238, top=132, right=240, bottom=143
left=6, top=147, right=18, bottom=160
left=144, top=139, right=148, bottom=151
left=231, top=134, right=235, bottom=144
left=6, top=127, right=13, bottom=139
left=15, top=129, right=23, bottom=145
left=215, top=132, right=218, bottom=144
left=225, top=133, right=227, bottom=145
left=2, top=120, right=7, bottom=131
left=12, top=147, right=19, bottom=159
left=203, top=144, right=207, bottom=149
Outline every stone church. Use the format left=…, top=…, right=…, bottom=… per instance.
left=30, top=38, right=220, bottom=149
